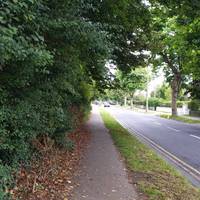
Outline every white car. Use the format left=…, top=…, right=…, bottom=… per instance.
left=104, top=102, right=110, bottom=107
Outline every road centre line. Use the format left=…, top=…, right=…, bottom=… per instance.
left=112, top=117, right=200, bottom=184
left=166, top=126, right=180, bottom=132
left=153, top=121, right=162, bottom=126
left=190, top=135, right=200, bottom=141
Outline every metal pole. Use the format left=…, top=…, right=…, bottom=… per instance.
left=146, top=65, right=150, bottom=112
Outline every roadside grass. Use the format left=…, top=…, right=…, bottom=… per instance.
left=160, top=114, right=200, bottom=124
left=100, top=109, right=200, bottom=200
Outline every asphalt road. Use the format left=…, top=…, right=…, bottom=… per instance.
left=105, top=106, right=200, bottom=187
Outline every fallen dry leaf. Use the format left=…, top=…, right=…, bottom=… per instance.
left=12, top=124, right=91, bottom=200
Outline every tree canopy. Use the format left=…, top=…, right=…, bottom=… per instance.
left=148, top=0, right=200, bottom=115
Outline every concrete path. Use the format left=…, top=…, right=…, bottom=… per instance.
left=72, top=106, right=138, bottom=200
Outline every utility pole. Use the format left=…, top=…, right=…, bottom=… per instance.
left=146, top=65, right=151, bottom=112
left=146, top=77, right=149, bottom=112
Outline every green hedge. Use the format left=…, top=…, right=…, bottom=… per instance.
left=133, top=98, right=187, bottom=109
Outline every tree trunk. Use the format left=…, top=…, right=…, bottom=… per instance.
left=171, top=76, right=181, bottom=116
left=161, top=53, right=182, bottom=116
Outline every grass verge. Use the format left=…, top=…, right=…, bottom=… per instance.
left=160, top=114, right=200, bottom=124
left=100, top=109, right=200, bottom=200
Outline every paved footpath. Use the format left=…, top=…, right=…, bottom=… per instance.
left=72, top=107, right=138, bottom=200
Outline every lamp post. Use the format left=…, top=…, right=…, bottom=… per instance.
left=146, top=65, right=151, bottom=112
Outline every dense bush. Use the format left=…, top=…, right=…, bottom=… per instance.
left=0, top=164, right=12, bottom=200
left=0, top=1, right=108, bottom=198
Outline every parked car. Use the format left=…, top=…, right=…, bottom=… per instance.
left=109, top=101, right=116, bottom=105
left=104, top=102, right=110, bottom=107
left=93, top=100, right=100, bottom=105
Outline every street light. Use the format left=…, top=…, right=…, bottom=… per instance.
left=146, top=65, right=151, bottom=112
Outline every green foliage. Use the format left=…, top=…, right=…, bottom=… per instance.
left=53, top=131, right=74, bottom=151
left=148, top=97, right=161, bottom=110
left=133, top=97, right=186, bottom=109
left=155, top=83, right=171, bottom=100
left=116, top=68, right=148, bottom=100
left=150, top=0, right=200, bottom=115
left=98, top=68, right=148, bottom=104
left=100, top=89, right=124, bottom=105
left=188, top=80, right=200, bottom=100
left=0, top=0, right=104, bottom=197
left=0, top=164, right=12, bottom=200
left=84, top=0, right=151, bottom=71
left=120, top=68, right=148, bottom=92
left=150, top=0, right=200, bottom=80
left=189, top=100, right=200, bottom=111
left=0, top=0, right=150, bottom=197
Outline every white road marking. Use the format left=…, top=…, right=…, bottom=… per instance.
left=190, top=135, right=200, bottom=141
left=166, top=126, right=180, bottom=132
left=153, top=121, right=162, bottom=126
left=114, top=119, right=200, bottom=183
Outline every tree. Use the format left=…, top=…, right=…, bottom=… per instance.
left=83, top=0, right=151, bottom=71
left=150, top=0, right=200, bottom=115
left=155, top=83, right=171, bottom=100
left=116, top=68, right=148, bottom=106
left=149, top=5, right=189, bottom=115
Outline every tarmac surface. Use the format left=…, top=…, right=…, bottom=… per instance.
left=72, top=106, right=138, bottom=200
left=107, top=106, right=200, bottom=187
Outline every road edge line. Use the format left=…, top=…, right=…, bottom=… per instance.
left=113, top=117, right=200, bottom=183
